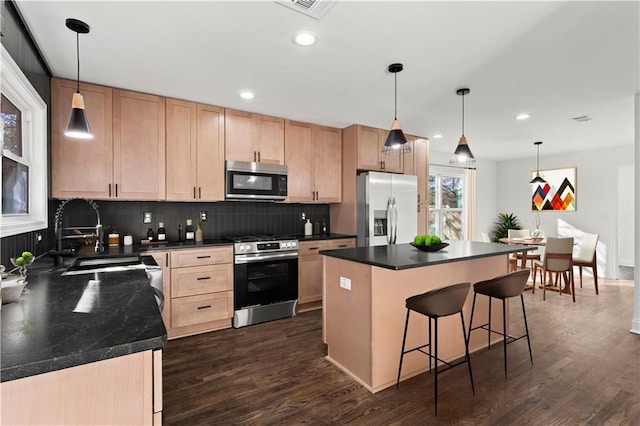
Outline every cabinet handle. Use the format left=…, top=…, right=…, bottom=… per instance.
left=115, top=184, right=118, bottom=197
left=197, top=276, right=211, bottom=281
left=309, top=247, right=320, bottom=250
left=197, top=305, right=212, bottom=310
left=253, top=151, right=257, bottom=162
left=199, top=187, right=202, bottom=199
left=257, top=151, right=261, bottom=162
left=338, top=244, right=348, bottom=248
left=193, top=186, right=197, bottom=199
left=382, top=161, right=386, bottom=170
left=108, top=184, right=112, bottom=197
left=418, top=194, right=420, bottom=203
left=196, top=255, right=211, bottom=259
left=165, top=253, right=169, bottom=267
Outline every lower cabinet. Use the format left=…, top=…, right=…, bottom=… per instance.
left=144, top=246, right=234, bottom=339
left=1, top=350, right=163, bottom=425
left=298, top=238, right=355, bottom=312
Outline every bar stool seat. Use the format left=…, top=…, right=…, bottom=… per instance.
left=468, top=269, right=533, bottom=379
left=396, top=282, right=474, bottom=416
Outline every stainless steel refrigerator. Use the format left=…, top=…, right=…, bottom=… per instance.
left=356, top=172, right=418, bottom=246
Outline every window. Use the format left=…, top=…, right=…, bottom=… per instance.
left=429, top=166, right=464, bottom=239
left=1, top=45, right=47, bottom=237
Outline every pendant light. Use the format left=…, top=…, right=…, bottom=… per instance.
left=529, top=141, right=547, bottom=184
left=382, top=63, right=410, bottom=154
left=64, top=18, right=93, bottom=139
left=449, top=88, right=475, bottom=166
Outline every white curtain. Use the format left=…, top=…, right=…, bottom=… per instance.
left=464, top=168, right=477, bottom=241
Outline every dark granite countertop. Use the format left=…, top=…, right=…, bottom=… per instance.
left=291, top=233, right=356, bottom=242
left=1, top=260, right=167, bottom=382
left=320, top=240, right=536, bottom=271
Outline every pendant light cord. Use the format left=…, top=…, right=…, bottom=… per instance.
left=461, top=92, right=465, bottom=136
left=76, top=31, right=80, bottom=93
left=394, top=71, right=398, bottom=120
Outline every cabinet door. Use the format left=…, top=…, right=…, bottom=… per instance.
left=51, top=78, right=113, bottom=199
left=144, top=251, right=171, bottom=330
left=313, top=125, right=342, bottom=203
left=298, top=241, right=327, bottom=304
left=197, top=104, right=225, bottom=201
left=113, top=90, right=166, bottom=200
left=327, top=238, right=356, bottom=249
left=224, top=109, right=256, bottom=162
left=413, top=137, right=429, bottom=207
left=357, top=125, right=382, bottom=171
left=171, top=292, right=233, bottom=328
left=403, top=136, right=416, bottom=176
left=284, top=120, right=313, bottom=202
left=379, top=129, right=403, bottom=173
left=165, top=98, right=197, bottom=201
left=256, top=114, right=285, bottom=164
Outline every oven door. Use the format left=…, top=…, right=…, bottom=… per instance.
left=234, top=253, right=298, bottom=310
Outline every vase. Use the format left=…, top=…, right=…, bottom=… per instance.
left=195, top=225, right=203, bottom=242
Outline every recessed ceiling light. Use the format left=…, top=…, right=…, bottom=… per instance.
left=432, top=134, right=443, bottom=139
left=516, top=113, right=530, bottom=120
left=239, top=91, right=255, bottom=100
left=293, top=32, right=317, bottom=46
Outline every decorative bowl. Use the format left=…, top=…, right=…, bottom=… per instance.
left=1, top=275, right=26, bottom=304
left=409, top=242, right=450, bottom=252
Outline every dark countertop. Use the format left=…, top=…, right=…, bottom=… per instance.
left=292, top=233, right=356, bottom=242
left=320, top=240, right=536, bottom=271
left=1, top=260, right=167, bottom=382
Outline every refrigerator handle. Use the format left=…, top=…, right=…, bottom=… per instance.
left=392, top=197, right=398, bottom=244
left=386, top=197, right=392, bottom=244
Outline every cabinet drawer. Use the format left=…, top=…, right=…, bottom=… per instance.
left=298, top=241, right=328, bottom=256
left=171, top=264, right=233, bottom=298
left=170, top=246, right=232, bottom=267
left=171, top=292, right=232, bottom=328
left=327, top=238, right=356, bottom=250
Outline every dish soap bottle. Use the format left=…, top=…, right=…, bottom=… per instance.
left=304, top=219, right=312, bottom=236
left=157, top=222, right=166, bottom=241
left=146, top=228, right=155, bottom=242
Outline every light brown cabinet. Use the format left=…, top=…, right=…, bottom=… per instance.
left=51, top=78, right=113, bottom=199
left=52, top=80, right=166, bottom=200
left=403, top=136, right=430, bottom=234
left=285, top=120, right=342, bottom=203
left=355, top=125, right=403, bottom=173
left=225, top=108, right=284, bottom=164
left=166, top=99, right=225, bottom=201
left=167, top=246, right=234, bottom=339
left=298, top=238, right=355, bottom=311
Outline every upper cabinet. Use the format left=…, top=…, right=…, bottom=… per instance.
left=52, top=79, right=166, bottom=200
left=224, top=109, right=284, bottom=164
left=113, top=89, right=166, bottom=200
left=52, top=78, right=113, bottom=199
left=354, top=125, right=403, bottom=173
left=404, top=135, right=430, bottom=234
left=166, top=99, right=225, bottom=201
left=285, top=121, right=341, bottom=203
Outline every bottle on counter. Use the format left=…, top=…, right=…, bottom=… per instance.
left=313, top=220, right=320, bottom=235
left=304, top=219, right=312, bottom=236
left=178, top=223, right=184, bottom=242
left=108, top=227, right=120, bottom=247
left=185, top=219, right=195, bottom=241
left=195, top=220, right=204, bottom=242
left=157, top=222, right=166, bottom=241
left=146, top=228, right=155, bottom=242
left=322, top=220, right=327, bottom=235
left=123, top=233, right=133, bottom=246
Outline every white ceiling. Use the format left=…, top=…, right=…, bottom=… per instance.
left=15, top=0, right=640, bottom=161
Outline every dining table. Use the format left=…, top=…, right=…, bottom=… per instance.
left=498, top=237, right=545, bottom=270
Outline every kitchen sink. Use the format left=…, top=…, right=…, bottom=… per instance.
left=62, top=256, right=146, bottom=275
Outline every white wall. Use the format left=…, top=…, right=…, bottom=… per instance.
left=430, top=149, right=497, bottom=242
left=618, top=165, right=635, bottom=266
left=496, top=144, right=634, bottom=278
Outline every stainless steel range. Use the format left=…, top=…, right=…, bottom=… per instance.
left=227, top=235, right=298, bottom=328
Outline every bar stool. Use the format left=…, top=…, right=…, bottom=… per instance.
left=396, top=282, right=474, bottom=416
left=468, top=269, right=532, bottom=379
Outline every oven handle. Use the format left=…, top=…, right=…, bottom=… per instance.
left=235, top=252, right=299, bottom=264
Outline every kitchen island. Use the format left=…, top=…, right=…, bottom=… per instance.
left=320, top=241, right=533, bottom=393
left=1, top=259, right=166, bottom=424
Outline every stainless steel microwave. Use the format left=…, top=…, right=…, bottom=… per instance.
left=225, top=160, right=288, bottom=201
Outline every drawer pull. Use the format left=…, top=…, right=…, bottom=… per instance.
left=309, top=247, right=320, bottom=250
left=197, top=276, right=211, bottom=281
left=196, top=255, right=211, bottom=259
left=197, top=305, right=212, bottom=310
left=338, top=244, right=347, bottom=248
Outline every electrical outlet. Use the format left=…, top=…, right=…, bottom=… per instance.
left=340, top=277, right=351, bottom=290
left=200, top=211, right=207, bottom=222
left=143, top=211, right=152, bottom=224
left=301, top=212, right=306, bottom=221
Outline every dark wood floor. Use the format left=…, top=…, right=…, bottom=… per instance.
left=163, top=277, right=640, bottom=425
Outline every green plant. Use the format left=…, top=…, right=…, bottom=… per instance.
left=491, top=213, right=522, bottom=242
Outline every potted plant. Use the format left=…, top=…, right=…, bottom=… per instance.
left=491, top=213, right=522, bottom=242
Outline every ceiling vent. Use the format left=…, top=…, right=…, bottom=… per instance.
left=571, top=115, right=592, bottom=123
left=276, top=0, right=335, bottom=20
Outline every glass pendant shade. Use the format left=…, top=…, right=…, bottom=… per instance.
left=65, top=92, right=93, bottom=139
left=529, top=141, right=546, bottom=184
left=382, top=63, right=411, bottom=155
left=450, top=135, right=475, bottom=166
left=382, top=119, right=410, bottom=153
left=64, top=18, right=92, bottom=140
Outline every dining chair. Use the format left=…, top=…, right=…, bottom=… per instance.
left=507, top=229, right=541, bottom=268
left=532, top=237, right=575, bottom=302
left=481, top=232, right=491, bottom=243
left=573, top=233, right=599, bottom=295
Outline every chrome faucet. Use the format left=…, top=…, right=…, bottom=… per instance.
left=53, top=198, right=104, bottom=265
